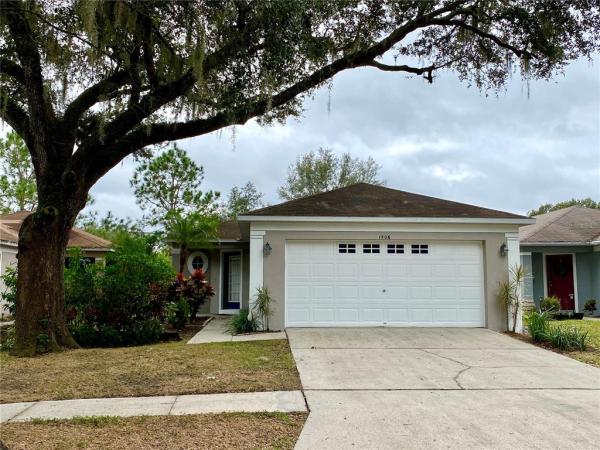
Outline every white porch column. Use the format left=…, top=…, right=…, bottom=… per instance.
left=505, top=232, right=522, bottom=333
left=248, top=230, right=265, bottom=313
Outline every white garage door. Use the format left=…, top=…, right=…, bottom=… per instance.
left=285, top=240, right=484, bottom=327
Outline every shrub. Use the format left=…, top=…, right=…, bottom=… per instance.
left=227, top=309, right=258, bottom=335
left=540, top=296, right=560, bottom=313
left=524, top=311, right=549, bottom=343
left=0, top=325, right=15, bottom=352
left=165, top=297, right=190, bottom=330
left=65, top=239, right=174, bottom=347
left=168, top=269, right=214, bottom=320
left=0, top=266, right=17, bottom=319
left=584, top=299, right=597, bottom=315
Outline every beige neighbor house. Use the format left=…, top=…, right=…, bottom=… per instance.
left=172, top=183, right=533, bottom=331
left=0, top=211, right=112, bottom=316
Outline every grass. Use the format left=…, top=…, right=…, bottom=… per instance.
left=551, top=319, right=600, bottom=367
left=0, top=412, right=308, bottom=450
left=519, top=318, right=600, bottom=367
left=0, top=335, right=301, bottom=404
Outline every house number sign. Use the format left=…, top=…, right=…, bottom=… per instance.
left=378, top=234, right=391, bottom=240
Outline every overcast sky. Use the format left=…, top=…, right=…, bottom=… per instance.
left=87, top=57, right=600, bottom=220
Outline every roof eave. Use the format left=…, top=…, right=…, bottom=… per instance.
left=520, top=241, right=593, bottom=247
left=238, top=215, right=534, bottom=225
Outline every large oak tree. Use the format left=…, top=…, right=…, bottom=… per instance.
left=1, top=0, right=598, bottom=355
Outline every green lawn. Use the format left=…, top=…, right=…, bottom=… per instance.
left=0, top=336, right=301, bottom=404
left=551, top=319, right=600, bottom=367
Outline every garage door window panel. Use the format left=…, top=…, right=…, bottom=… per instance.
left=362, top=244, right=380, bottom=254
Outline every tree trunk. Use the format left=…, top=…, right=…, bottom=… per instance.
left=179, top=245, right=188, bottom=274
left=12, top=210, right=79, bottom=356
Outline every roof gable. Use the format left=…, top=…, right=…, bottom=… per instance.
left=519, top=206, right=600, bottom=244
left=0, top=211, right=112, bottom=249
left=243, top=183, right=526, bottom=220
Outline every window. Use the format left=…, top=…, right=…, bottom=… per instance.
left=387, top=244, right=404, bottom=254
left=363, top=243, right=380, bottom=254
left=187, top=251, right=209, bottom=273
left=191, top=256, right=205, bottom=270
left=338, top=243, right=356, bottom=254
left=411, top=244, right=429, bottom=254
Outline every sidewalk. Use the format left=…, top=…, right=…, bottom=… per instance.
left=0, top=390, right=306, bottom=423
left=187, top=316, right=286, bottom=344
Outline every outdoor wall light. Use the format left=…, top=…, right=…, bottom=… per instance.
left=263, top=242, right=272, bottom=256
left=500, top=243, right=509, bottom=257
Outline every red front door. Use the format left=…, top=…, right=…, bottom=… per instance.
left=546, top=254, right=575, bottom=310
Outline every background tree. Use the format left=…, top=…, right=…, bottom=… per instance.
left=528, top=198, right=600, bottom=217
left=1, top=1, right=598, bottom=355
left=165, top=213, right=219, bottom=274
left=0, top=131, right=36, bottom=213
left=223, top=182, right=265, bottom=219
left=131, top=145, right=219, bottom=226
left=278, top=148, right=384, bottom=200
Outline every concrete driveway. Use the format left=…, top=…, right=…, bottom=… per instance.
left=288, top=328, right=600, bottom=449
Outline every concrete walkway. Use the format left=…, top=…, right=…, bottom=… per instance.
left=289, top=328, right=600, bottom=449
left=187, top=316, right=286, bottom=344
left=0, top=390, right=306, bottom=423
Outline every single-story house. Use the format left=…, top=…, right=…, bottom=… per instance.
left=173, top=183, right=533, bottom=331
left=519, top=206, right=599, bottom=315
left=0, top=211, right=112, bottom=316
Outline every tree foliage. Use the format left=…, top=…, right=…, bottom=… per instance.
left=223, top=181, right=264, bottom=219
left=0, top=131, right=36, bottom=213
left=528, top=198, right=600, bottom=217
left=165, top=212, right=219, bottom=274
left=131, top=145, right=219, bottom=225
left=278, top=148, right=383, bottom=200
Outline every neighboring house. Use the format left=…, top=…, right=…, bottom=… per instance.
left=173, top=183, right=532, bottom=331
left=0, top=211, right=112, bottom=316
left=519, top=206, right=600, bottom=315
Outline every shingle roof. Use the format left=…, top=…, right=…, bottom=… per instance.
left=0, top=211, right=112, bottom=249
left=243, top=183, right=527, bottom=219
left=519, top=206, right=600, bottom=245
left=218, top=220, right=242, bottom=241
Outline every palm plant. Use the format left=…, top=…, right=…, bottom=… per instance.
left=165, top=212, right=219, bottom=274
left=498, top=264, right=527, bottom=333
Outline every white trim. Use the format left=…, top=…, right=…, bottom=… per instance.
left=239, top=215, right=533, bottom=225
left=0, top=242, right=18, bottom=248
left=505, top=233, right=522, bottom=333
left=542, top=252, right=578, bottom=312
left=248, top=230, right=265, bottom=313
left=219, top=249, right=243, bottom=314
left=0, top=246, right=18, bottom=253
left=187, top=251, right=209, bottom=274
left=247, top=221, right=521, bottom=234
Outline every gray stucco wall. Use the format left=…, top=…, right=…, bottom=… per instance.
left=171, top=243, right=250, bottom=315
left=262, top=231, right=510, bottom=332
left=521, top=245, right=599, bottom=314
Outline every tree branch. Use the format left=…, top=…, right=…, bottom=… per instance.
left=62, top=69, right=131, bottom=128
left=432, top=19, right=535, bottom=59
left=366, top=59, right=457, bottom=83
left=3, top=0, right=53, bottom=160
left=0, top=56, right=26, bottom=84
left=0, top=91, right=31, bottom=141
